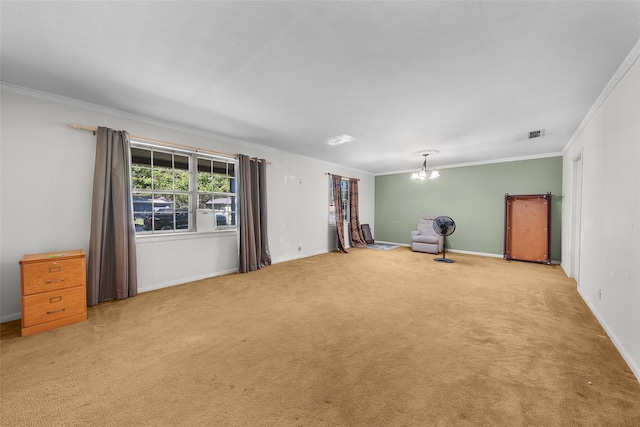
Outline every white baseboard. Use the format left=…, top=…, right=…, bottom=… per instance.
left=0, top=253, right=329, bottom=323
left=578, top=288, right=640, bottom=383
left=448, top=249, right=503, bottom=258
left=1, top=269, right=241, bottom=323
left=437, top=248, right=561, bottom=264
left=138, top=268, right=239, bottom=294
left=273, top=249, right=331, bottom=265
left=374, top=243, right=504, bottom=259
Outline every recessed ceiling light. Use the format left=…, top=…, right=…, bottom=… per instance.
left=326, top=134, right=355, bottom=146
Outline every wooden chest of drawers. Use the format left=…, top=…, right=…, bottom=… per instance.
left=19, top=249, right=87, bottom=336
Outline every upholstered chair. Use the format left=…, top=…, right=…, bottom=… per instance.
left=410, top=215, right=444, bottom=254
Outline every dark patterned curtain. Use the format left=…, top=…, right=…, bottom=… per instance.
left=348, top=178, right=367, bottom=248
left=87, top=127, right=138, bottom=306
left=238, top=155, right=271, bottom=272
left=331, top=174, right=348, bottom=253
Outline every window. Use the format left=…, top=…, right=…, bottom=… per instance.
left=196, top=157, right=236, bottom=230
left=131, top=141, right=236, bottom=234
left=329, top=178, right=349, bottom=225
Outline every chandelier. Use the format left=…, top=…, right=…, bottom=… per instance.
left=411, top=153, right=440, bottom=180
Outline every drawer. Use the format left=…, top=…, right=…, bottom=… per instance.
left=22, top=286, right=86, bottom=328
left=22, top=258, right=85, bottom=295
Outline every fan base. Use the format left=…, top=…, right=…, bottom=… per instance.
left=434, top=258, right=455, bottom=263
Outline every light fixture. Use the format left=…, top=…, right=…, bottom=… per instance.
left=411, top=153, right=440, bottom=180
left=326, top=134, right=355, bottom=146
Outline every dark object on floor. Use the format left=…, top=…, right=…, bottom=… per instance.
left=361, top=224, right=374, bottom=244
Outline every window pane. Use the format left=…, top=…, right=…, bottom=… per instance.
left=328, top=178, right=336, bottom=225
left=175, top=194, right=190, bottom=230
left=132, top=165, right=152, bottom=190
left=212, top=194, right=230, bottom=210
left=211, top=194, right=231, bottom=228
left=213, top=161, right=227, bottom=175
left=131, top=147, right=151, bottom=166
left=133, top=193, right=153, bottom=232
left=153, top=151, right=173, bottom=168
left=216, top=213, right=229, bottom=227
left=151, top=194, right=174, bottom=231
left=174, top=154, right=189, bottom=171
left=228, top=163, right=235, bottom=177
left=154, top=195, right=174, bottom=211
left=329, top=200, right=336, bottom=225
left=341, top=180, right=349, bottom=221
left=213, top=176, right=230, bottom=192
left=154, top=167, right=174, bottom=190
left=198, top=193, right=212, bottom=209
left=133, top=193, right=153, bottom=213
left=197, top=157, right=211, bottom=172
left=198, top=172, right=213, bottom=192
left=175, top=194, right=189, bottom=211
left=174, top=155, right=189, bottom=191
left=174, top=168, right=189, bottom=191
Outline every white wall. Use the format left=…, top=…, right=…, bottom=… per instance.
left=562, top=53, right=640, bottom=380
left=0, top=89, right=374, bottom=321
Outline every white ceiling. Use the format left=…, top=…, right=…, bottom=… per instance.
left=2, top=1, right=640, bottom=174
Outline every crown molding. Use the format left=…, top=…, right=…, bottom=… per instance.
left=0, top=81, right=268, bottom=151
left=378, top=152, right=563, bottom=176
left=0, top=82, right=375, bottom=176
left=563, top=37, right=640, bottom=154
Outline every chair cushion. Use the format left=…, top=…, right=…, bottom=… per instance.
left=412, top=234, right=438, bottom=244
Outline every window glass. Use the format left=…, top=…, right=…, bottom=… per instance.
left=196, top=156, right=237, bottom=230
left=131, top=142, right=236, bottom=234
left=328, top=178, right=349, bottom=225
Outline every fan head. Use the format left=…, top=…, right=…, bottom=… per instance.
left=433, top=216, right=456, bottom=236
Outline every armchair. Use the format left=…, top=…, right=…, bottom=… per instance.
left=410, top=215, right=444, bottom=254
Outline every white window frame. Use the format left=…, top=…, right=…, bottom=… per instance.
left=130, top=140, right=237, bottom=235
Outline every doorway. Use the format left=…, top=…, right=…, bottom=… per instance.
left=571, top=153, right=583, bottom=285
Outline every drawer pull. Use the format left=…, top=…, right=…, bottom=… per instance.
left=48, top=266, right=61, bottom=273
left=46, top=308, right=66, bottom=315
left=49, top=296, right=62, bottom=303
left=45, top=278, right=65, bottom=284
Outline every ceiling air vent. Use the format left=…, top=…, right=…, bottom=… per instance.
left=528, top=129, right=545, bottom=139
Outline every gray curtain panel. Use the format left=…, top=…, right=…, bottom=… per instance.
left=238, top=154, right=271, bottom=273
left=87, top=127, right=138, bottom=306
left=331, top=174, right=348, bottom=253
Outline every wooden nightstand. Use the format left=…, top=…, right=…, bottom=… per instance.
left=19, top=249, right=87, bottom=336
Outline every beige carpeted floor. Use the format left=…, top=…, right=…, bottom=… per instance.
left=1, top=248, right=639, bottom=426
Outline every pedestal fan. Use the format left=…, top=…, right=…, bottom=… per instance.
left=433, top=216, right=456, bottom=263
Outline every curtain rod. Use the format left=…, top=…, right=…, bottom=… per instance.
left=325, top=172, right=359, bottom=181
left=67, top=123, right=269, bottom=163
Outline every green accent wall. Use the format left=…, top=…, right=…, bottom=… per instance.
left=374, top=157, right=563, bottom=261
